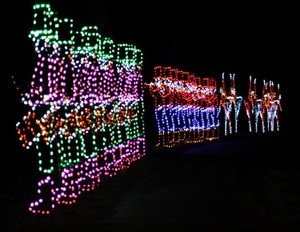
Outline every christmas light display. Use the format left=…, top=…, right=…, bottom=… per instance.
left=263, top=80, right=282, bottom=132
left=12, top=2, right=283, bottom=216
left=15, top=3, right=145, bottom=214
left=243, top=76, right=282, bottom=133
left=219, top=73, right=243, bottom=135
left=147, top=66, right=220, bottom=147
left=243, top=76, right=255, bottom=132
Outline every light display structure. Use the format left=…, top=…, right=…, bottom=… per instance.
left=243, top=76, right=282, bottom=133
left=15, top=3, right=145, bottom=214
left=219, top=73, right=243, bottom=136
left=147, top=66, right=220, bottom=148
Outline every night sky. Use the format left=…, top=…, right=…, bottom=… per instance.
left=1, top=0, right=295, bottom=160
left=3, top=1, right=293, bottom=77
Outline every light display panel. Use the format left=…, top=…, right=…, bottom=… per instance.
left=219, top=73, right=243, bottom=135
left=147, top=66, right=220, bottom=148
left=13, top=2, right=283, bottom=216
left=15, top=3, right=145, bottom=214
left=243, top=76, right=282, bottom=133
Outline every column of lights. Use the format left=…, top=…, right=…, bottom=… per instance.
left=219, top=73, right=243, bottom=136
left=29, top=4, right=56, bottom=41
left=16, top=3, right=145, bottom=214
left=229, top=73, right=244, bottom=134
left=263, top=80, right=282, bottom=132
left=254, top=78, right=265, bottom=133
left=243, top=76, right=256, bottom=132
left=101, top=38, right=115, bottom=60
left=147, top=66, right=220, bottom=148
left=244, top=77, right=282, bottom=133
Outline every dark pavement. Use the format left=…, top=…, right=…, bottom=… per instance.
left=1, top=132, right=299, bottom=232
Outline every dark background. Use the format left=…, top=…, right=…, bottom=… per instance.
left=1, top=0, right=295, bottom=176
left=0, top=1, right=298, bottom=231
